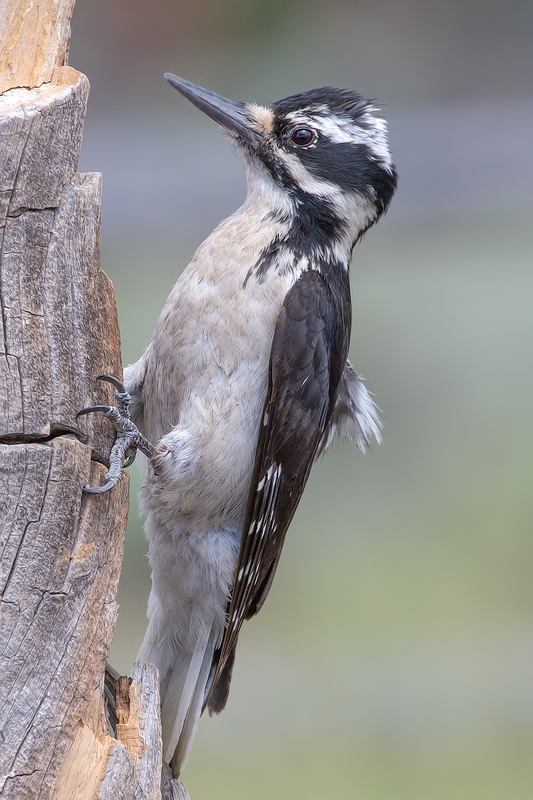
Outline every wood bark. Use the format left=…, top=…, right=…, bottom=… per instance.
left=0, top=3, right=189, bottom=798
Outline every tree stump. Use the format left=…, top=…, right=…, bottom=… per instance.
left=0, top=2, right=188, bottom=798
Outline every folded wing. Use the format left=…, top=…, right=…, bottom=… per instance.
left=208, top=267, right=351, bottom=711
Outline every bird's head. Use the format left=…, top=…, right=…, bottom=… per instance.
left=165, top=74, right=397, bottom=255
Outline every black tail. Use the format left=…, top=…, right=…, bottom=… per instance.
left=206, top=645, right=237, bottom=715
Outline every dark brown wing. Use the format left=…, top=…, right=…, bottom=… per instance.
left=208, top=268, right=350, bottom=708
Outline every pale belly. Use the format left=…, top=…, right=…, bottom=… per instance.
left=139, top=247, right=297, bottom=532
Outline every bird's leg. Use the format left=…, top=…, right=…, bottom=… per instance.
left=78, top=374, right=155, bottom=495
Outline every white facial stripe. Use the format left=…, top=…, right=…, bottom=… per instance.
left=274, top=150, right=379, bottom=256
left=280, top=150, right=341, bottom=198
left=284, top=106, right=327, bottom=125
left=284, top=108, right=393, bottom=171
left=237, top=102, right=393, bottom=265
left=358, top=110, right=394, bottom=170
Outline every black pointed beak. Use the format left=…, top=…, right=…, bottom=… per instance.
left=164, top=73, right=262, bottom=147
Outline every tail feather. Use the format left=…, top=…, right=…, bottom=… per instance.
left=206, top=644, right=236, bottom=715
left=169, top=633, right=217, bottom=776
left=161, top=629, right=216, bottom=770
left=137, top=617, right=220, bottom=777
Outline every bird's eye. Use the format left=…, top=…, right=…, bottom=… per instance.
left=289, top=127, right=316, bottom=147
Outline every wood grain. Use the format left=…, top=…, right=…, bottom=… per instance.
left=0, top=5, right=192, bottom=796
left=54, top=663, right=189, bottom=800
left=0, top=60, right=130, bottom=800
left=0, top=68, right=121, bottom=465
left=0, top=67, right=87, bottom=223
left=0, top=440, right=129, bottom=799
left=0, top=0, right=76, bottom=94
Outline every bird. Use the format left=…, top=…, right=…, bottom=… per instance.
left=80, top=74, right=397, bottom=777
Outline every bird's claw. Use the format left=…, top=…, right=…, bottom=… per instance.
left=96, top=375, right=132, bottom=417
left=78, top=375, right=155, bottom=495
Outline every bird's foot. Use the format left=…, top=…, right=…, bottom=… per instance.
left=78, top=374, right=155, bottom=494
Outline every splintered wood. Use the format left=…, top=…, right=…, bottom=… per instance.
left=0, top=0, right=77, bottom=94
left=53, top=664, right=168, bottom=800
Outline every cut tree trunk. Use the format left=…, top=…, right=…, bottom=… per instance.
left=0, top=2, right=188, bottom=798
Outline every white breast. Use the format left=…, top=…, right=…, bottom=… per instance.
left=140, top=203, right=297, bottom=530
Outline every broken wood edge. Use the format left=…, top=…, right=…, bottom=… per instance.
left=53, top=663, right=190, bottom=800
left=50, top=678, right=118, bottom=800
left=0, top=0, right=77, bottom=94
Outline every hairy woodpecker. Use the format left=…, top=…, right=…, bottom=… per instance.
left=81, top=75, right=397, bottom=776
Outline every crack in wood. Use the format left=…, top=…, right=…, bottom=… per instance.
left=0, top=428, right=82, bottom=445
left=0, top=4, right=193, bottom=796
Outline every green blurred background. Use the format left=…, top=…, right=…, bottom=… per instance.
left=70, top=2, right=533, bottom=797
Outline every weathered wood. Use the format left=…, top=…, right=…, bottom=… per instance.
left=0, top=440, right=128, bottom=799
left=0, top=63, right=130, bottom=793
left=50, top=682, right=118, bottom=800
left=99, top=663, right=165, bottom=800
left=0, top=67, right=87, bottom=222
left=0, top=68, right=119, bottom=464
left=0, top=3, right=192, bottom=797
left=54, top=663, right=189, bottom=800
left=0, top=0, right=76, bottom=93
left=0, top=23, right=129, bottom=799
left=161, top=766, right=191, bottom=800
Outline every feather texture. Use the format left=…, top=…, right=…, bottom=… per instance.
left=209, top=267, right=350, bottom=703
left=128, top=80, right=396, bottom=776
